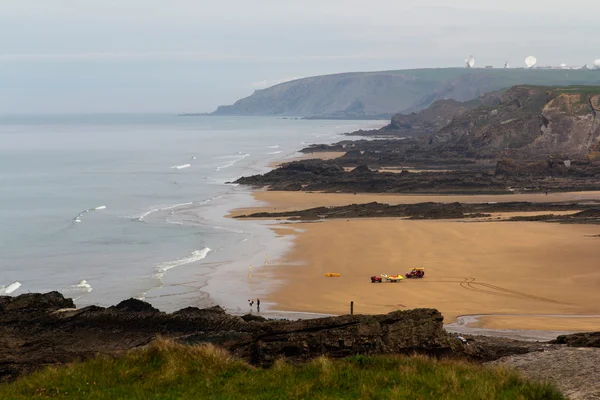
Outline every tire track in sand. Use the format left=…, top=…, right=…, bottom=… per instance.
left=460, top=278, right=569, bottom=305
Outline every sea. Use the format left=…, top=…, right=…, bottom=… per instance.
left=0, top=115, right=384, bottom=313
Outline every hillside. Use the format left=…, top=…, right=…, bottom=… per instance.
left=211, top=68, right=600, bottom=118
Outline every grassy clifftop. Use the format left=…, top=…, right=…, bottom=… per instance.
left=1, top=339, right=564, bottom=400
left=211, top=68, right=600, bottom=118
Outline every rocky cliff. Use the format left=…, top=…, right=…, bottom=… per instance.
left=210, top=69, right=600, bottom=118
left=0, top=292, right=466, bottom=382
left=431, top=86, right=600, bottom=160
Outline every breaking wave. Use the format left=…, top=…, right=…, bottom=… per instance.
left=267, top=145, right=280, bottom=149
left=70, top=280, right=93, bottom=293
left=267, top=150, right=282, bottom=155
left=154, top=247, right=212, bottom=277
left=170, top=163, right=191, bottom=170
left=135, top=202, right=193, bottom=222
left=73, top=205, right=107, bottom=223
left=216, top=153, right=249, bottom=171
left=0, top=281, right=21, bottom=295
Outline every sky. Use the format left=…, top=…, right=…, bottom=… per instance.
left=1, top=0, right=600, bottom=114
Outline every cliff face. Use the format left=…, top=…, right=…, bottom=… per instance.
left=431, top=86, right=600, bottom=160
left=384, top=99, right=471, bottom=137
left=211, top=69, right=600, bottom=118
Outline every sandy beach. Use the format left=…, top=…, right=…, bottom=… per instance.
left=239, top=191, right=600, bottom=331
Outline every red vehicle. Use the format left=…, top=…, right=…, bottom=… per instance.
left=405, top=267, right=425, bottom=278
left=371, top=274, right=403, bottom=283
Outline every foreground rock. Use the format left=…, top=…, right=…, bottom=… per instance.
left=0, top=292, right=473, bottom=382
left=551, top=332, right=600, bottom=347
left=489, top=347, right=600, bottom=400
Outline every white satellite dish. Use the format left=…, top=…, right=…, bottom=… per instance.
left=465, top=55, right=475, bottom=68
left=504, top=61, right=510, bottom=69
left=525, top=56, right=537, bottom=68
left=594, top=59, right=600, bottom=69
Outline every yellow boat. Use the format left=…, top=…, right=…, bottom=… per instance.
left=324, top=273, right=341, bottom=277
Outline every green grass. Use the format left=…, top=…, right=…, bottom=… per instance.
left=1, top=339, right=564, bottom=400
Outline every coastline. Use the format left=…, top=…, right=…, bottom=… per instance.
left=230, top=173, right=600, bottom=331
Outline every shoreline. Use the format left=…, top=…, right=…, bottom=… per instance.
left=230, top=187, right=600, bottom=332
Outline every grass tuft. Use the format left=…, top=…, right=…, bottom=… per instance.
left=1, top=339, right=565, bottom=399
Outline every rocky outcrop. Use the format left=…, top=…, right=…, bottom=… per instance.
left=431, top=86, right=600, bottom=160
left=0, top=292, right=472, bottom=382
left=235, top=156, right=600, bottom=194
left=489, top=347, right=600, bottom=400
left=356, top=99, right=474, bottom=137
left=551, top=332, right=600, bottom=347
left=209, top=69, right=600, bottom=118
left=235, top=201, right=600, bottom=222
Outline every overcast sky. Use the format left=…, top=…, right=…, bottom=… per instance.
left=1, top=0, right=599, bottom=114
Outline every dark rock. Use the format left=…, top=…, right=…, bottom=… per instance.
left=112, top=298, right=159, bottom=313
left=0, top=292, right=74, bottom=313
left=0, top=292, right=525, bottom=383
left=550, top=332, right=600, bottom=347
left=236, top=200, right=600, bottom=223
left=241, top=314, right=268, bottom=322
left=351, top=165, right=372, bottom=173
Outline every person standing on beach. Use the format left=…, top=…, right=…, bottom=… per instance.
left=257, top=298, right=260, bottom=312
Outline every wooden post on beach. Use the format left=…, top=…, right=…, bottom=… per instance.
left=350, top=301, right=354, bottom=315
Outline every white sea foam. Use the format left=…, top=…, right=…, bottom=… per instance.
left=0, top=281, right=21, bottom=295
left=136, top=208, right=159, bottom=222
left=73, top=205, right=107, bottom=223
left=267, top=150, right=282, bottom=155
left=216, top=153, right=249, bottom=171
left=170, top=164, right=191, bottom=170
left=154, top=248, right=211, bottom=277
left=267, top=145, right=280, bottom=149
left=70, top=280, right=93, bottom=293
left=134, top=202, right=194, bottom=222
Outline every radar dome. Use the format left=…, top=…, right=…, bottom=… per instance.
left=465, top=55, right=475, bottom=68
left=525, top=56, right=537, bottom=68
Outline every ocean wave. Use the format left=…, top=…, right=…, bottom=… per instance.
left=170, top=164, right=191, bottom=170
left=0, top=281, right=21, bottom=295
left=267, top=145, right=280, bottom=149
left=267, top=150, right=282, bottom=155
left=134, top=202, right=193, bottom=222
left=216, top=153, right=250, bottom=171
left=70, top=280, right=93, bottom=293
left=73, top=205, right=107, bottom=223
left=154, top=247, right=211, bottom=277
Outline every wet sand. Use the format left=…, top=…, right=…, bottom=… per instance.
left=262, top=218, right=600, bottom=331
left=231, top=190, right=600, bottom=331
left=467, top=315, right=600, bottom=331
